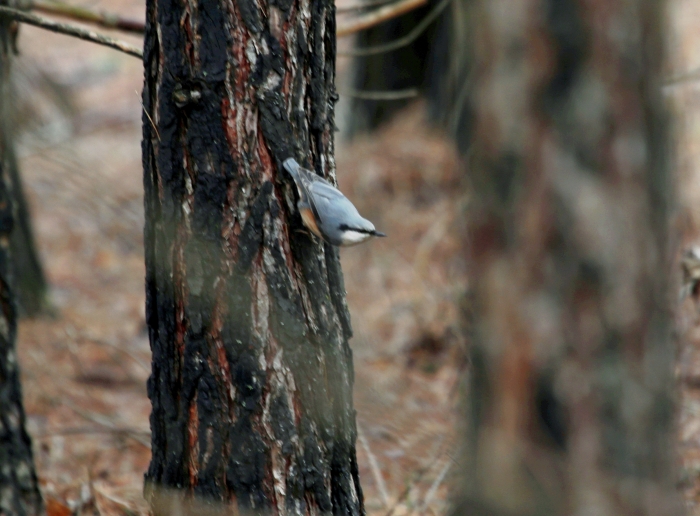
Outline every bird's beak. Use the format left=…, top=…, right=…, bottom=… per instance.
left=372, top=231, right=387, bottom=238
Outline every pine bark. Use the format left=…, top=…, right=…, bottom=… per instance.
left=456, top=1, right=680, bottom=514
left=141, top=0, right=363, bottom=514
left=0, top=14, right=44, bottom=516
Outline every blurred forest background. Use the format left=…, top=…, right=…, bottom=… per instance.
left=6, top=0, right=700, bottom=514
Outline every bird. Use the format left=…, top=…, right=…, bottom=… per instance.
left=282, top=158, right=386, bottom=247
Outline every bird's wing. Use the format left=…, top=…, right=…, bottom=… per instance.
left=286, top=162, right=364, bottom=231
left=292, top=172, right=339, bottom=221
left=297, top=168, right=335, bottom=191
left=307, top=181, right=365, bottom=229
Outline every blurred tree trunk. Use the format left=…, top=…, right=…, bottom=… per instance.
left=141, top=0, right=363, bottom=514
left=451, top=1, right=681, bottom=514
left=0, top=16, right=50, bottom=318
left=8, top=144, right=49, bottom=318
left=6, top=50, right=51, bottom=318
left=0, top=15, right=44, bottom=516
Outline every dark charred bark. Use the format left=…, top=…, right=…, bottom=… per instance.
left=0, top=13, right=44, bottom=516
left=141, top=0, right=363, bottom=514
left=451, top=1, right=680, bottom=515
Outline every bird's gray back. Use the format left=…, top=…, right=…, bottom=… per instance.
left=283, top=158, right=375, bottom=244
left=309, top=182, right=373, bottom=233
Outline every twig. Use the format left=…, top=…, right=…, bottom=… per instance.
left=35, top=426, right=150, bottom=438
left=138, top=90, right=161, bottom=141
left=664, top=67, right=700, bottom=87
left=63, top=399, right=151, bottom=448
left=339, top=0, right=452, bottom=56
left=384, top=438, right=447, bottom=516
left=0, top=6, right=142, bottom=58
left=91, top=335, right=150, bottom=373
left=384, top=468, right=430, bottom=516
left=63, top=325, right=88, bottom=379
left=340, top=87, right=419, bottom=100
left=419, top=459, right=452, bottom=513
left=337, top=0, right=426, bottom=36
left=31, top=0, right=145, bottom=34
left=92, top=486, right=136, bottom=514
left=357, top=422, right=391, bottom=507
left=336, top=0, right=399, bottom=14
left=85, top=454, right=102, bottom=516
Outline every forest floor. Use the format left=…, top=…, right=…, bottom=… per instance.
left=12, top=0, right=700, bottom=515
left=12, top=2, right=464, bottom=515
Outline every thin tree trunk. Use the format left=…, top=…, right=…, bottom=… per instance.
left=141, top=1, right=363, bottom=514
left=454, top=1, right=680, bottom=514
left=0, top=15, right=44, bottom=516
left=8, top=143, right=49, bottom=318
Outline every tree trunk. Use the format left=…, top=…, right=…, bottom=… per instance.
left=141, top=1, right=363, bottom=514
left=6, top=30, right=51, bottom=318
left=454, top=1, right=680, bottom=514
left=8, top=143, right=49, bottom=318
left=0, top=15, right=44, bottom=516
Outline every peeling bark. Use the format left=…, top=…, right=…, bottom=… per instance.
left=0, top=13, right=44, bottom=516
left=455, top=1, right=680, bottom=515
left=141, top=0, right=362, bottom=514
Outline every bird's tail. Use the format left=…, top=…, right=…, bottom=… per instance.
left=283, top=158, right=302, bottom=182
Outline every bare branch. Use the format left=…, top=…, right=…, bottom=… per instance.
left=34, top=426, right=150, bottom=438
left=340, top=87, right=419, bottom=100
left=137, top=90, right=161, bottom=140
left=419, top=458, right=453, bottom=513
left=663, top=67, right=700, bottom=87
left=337, top=0, right=426, bottom=36
left=336, top=0, right=399, bottom=14
left=339, top=0, right=451, bottom=56
left=90, top=335, right=150, bottom=373
left=31, top=0, right=145, bottom=34
left=63, top=399, right=151, bottom=448
left=0, top=6, right=142, bottom=58
left=357, top=423, right=390, bottom=507
left=383, top=437, right=447, bottom=516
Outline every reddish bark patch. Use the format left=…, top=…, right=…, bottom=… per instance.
left=188, top=399, right=199, bottom=487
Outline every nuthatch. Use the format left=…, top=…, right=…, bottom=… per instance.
left=283, top=158, right=386, bottom=246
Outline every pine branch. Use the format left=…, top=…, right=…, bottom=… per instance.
left=664, top=67, right=700, bottom=86
left=31, top=0, right=145, bottom=34
left=24, top=0, right=425, bottom=40
left=336, top=0, right=406, bottom=14
left=339, top=0, right=452, bottom=56
left=0, top=5, right=143, bottom=58
left=6, top=0, right=430, bottom=56
left=337, top=0, right=426, bottom=37
left=340, top=87, right=419, bottom=100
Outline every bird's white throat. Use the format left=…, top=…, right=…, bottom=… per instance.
left=340, top=230, right=372, bottom=246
